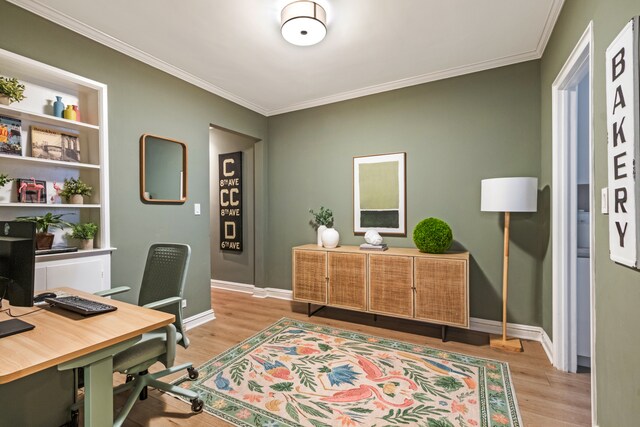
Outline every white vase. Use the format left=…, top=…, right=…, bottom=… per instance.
left=70, top=194, right=84, bottom=204
left=79, top=239, right=94, bottom=250
left=0, top=95, right=10, bottom=106
left=322, top=228, right=340, bottom=249
left=317, top=225, right=327, bottom=246
left=0, top=182, right=14, bottom=203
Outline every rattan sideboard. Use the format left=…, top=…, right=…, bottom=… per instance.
left=292, top=244, right=470, bottom=340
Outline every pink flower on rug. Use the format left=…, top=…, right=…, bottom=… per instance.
left=486, top=363, right=498, bottom=370
left=243, top=393, right=263, bottom=403
left=367, top=337, right=379, bottom=343
left=489, top=385, right=503, bottom=392
left=249, top=372, right=256, bottom=379
left=390, top=370, right=402, bottom=376
left=213, top=362, right=223, bottom=367
left=412, top=346, right=423, bottom=352
left=492, top=413, right=510, bottom=425
left=331, top=329, right=341, bottom=334
left=451, top=400, right=468, bottom=414
left=337, top=414, right=357, bottom=426
left=488, top=372, right=501, bottom=379
left=468, top=420, right=478, bottom=426
left=379, top=353, right=392, bottom=359
left=236, top=409, right=252, bottom=420
left=241, top=344, right=251, bottom=350
left=212, top=399, right=226, bottom=409
left=374, top=401, right=388, bottom=410
left=263, top=375, right=274, bottom=382
left=468, top=399, right=477, bottom=404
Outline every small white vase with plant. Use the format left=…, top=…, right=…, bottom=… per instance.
left=0, top=174, right=14, bottom=203
left=59, top=177, right=93, bottom=204
left=70, top=222, right=98, bottom=250
left=0, top=76, right=26, bottom=105
left=309, top=206, right=335, bottom=247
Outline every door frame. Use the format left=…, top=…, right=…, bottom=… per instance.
left=551, top=21, right=595, bottom=424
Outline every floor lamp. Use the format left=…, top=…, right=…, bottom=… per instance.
left=481, top=177, right=538, bottom=352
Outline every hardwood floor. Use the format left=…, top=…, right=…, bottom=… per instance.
left=117, top=288, right=591, bottom=427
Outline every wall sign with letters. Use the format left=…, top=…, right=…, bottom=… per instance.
left=219, top=151, right=243, bottom=252
left=605, top=17, right=640, bottom=269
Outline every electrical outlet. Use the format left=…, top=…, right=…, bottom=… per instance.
left=181, top=299, right=187, bottom=308
left=194, top=203, right=201, bottom=215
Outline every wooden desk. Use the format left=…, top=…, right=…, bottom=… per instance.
left=0, top=287, right=174, bottom=426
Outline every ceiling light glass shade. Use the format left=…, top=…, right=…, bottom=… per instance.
left=281, top=1, right=327, bottom=46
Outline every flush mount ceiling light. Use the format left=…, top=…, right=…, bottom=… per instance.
left=281, top=1, right=327, bottom=46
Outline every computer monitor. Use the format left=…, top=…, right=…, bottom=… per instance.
left=0, top=221, right=36, bottom=307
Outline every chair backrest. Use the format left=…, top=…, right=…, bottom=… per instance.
left=138, top=243, right=191, bottom=347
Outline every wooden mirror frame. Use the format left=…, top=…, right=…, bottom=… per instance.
left=140, top=134, right=188, bottom=203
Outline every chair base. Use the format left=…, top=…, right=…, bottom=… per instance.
left=70, top=362, right=202, bottom=427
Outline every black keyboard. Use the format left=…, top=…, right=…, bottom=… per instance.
left=45, top=296, right=117, bottom=316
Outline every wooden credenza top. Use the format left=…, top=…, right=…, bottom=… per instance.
left=293, top=244, right=469, bottom=260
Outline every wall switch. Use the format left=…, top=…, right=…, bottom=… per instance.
left=182, top=299, right=187, bottom=308
left=194, top=203, right=201, bottom=215
left=601, top=188, right=609, bottom=214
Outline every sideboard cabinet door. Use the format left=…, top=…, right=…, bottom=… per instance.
left=328, top=252, right=367, bottom=310
left=368, top=254, right=414, bottom=318
left=292, top=250, right=327, bottom=304
left=414, top=257, right=468, bottom=327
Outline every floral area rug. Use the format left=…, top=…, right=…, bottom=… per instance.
left=173, top=318, right=522, bottom=427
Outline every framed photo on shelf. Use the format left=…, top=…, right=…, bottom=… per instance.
left=16, top=178, right=47, bottom=203
left=31, top=126, right=80, bottom=162
left=353, top=152, right=406, bottom=236
left=0, top=115, right=22, bottom=156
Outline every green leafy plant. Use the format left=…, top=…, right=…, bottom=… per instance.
left=0, top=174, right=13, bottom=188
left=0, top=76, right=26, bottom=103
left=70, top=222, right=98, bottom=240
left=15, top=212, right=73, bottom=234
left=413, top=217, right=453, bottom=254
left=59, top=177, right=93, bottom=200
left=309, top=206, right=334, bottom=228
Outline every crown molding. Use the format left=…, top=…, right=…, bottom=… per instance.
left=10, top=0, right=564, bottom=117
left=7, top=0, right=268, bottom=116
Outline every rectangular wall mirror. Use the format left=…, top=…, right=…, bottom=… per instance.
left=140, top=134, right=187, bottom=203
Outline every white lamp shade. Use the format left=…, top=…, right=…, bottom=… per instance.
left=481, top=177, right=538, bottom=212
left=281, top=1, right=327, bottom=46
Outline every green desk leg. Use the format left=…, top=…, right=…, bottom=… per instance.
left=59, top=338, right=140, bottom=427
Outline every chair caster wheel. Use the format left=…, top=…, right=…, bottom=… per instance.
left=187, top=367, right=199, bottom=380
left=191, top=397, right=204, bottom=413
left=69, top=409, right=79, bottom=427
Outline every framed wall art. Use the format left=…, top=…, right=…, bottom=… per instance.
left=353, top=152, right=406, bottom=236
left=31, top=126, right=80, bottom=162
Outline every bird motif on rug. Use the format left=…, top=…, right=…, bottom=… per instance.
left=251, top=354, right=294, bottom=380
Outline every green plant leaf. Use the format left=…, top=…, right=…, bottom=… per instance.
left=270, top=382, right=294, bottom=392
left=434, top=376, right=463, bottom=392
left=309, top=420, right=333, bottom=427
left=247, top=380, right=263, bottom=393
left=286, top=402, right=300, bottom=423
left=298, top=402, right=327, bottom=418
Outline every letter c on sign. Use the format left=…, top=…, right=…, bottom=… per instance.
left=223, top=159, right=235, bottom=177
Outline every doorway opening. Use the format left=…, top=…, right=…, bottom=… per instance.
left=209, top=126, right=259, bottom=288
left=551, top=20, right=595, bottom=423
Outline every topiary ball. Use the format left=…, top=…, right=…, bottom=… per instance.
left=413, top=217, right=453, bottom=254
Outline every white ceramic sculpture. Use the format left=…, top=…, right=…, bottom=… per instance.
left=322, top=228, right=340, bottom=249
left=317, top=225, right=327, bottom=246
left=364, top=230, right=383, bottom=245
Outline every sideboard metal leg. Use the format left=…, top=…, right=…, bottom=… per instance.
left=373, top=314, right=377, bottom=322
left=441, top=325, right=448, bottom=342
left=308, top=304, right=325, bottom=317
left=307, top=303, right=311, bottom=317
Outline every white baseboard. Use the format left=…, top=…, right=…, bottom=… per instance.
left=211, top=280, right=553, bottom=363
left=183, top=308, right=215, bottom=331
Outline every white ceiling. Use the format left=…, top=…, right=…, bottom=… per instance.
left=10, top=0, right=564, bottom=116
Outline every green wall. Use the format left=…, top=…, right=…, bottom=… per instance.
left=267, top=61, right=543, bottom=326
left=0, top=1, right=268, bottom=317
left=540, top=0, right=640, bottom=424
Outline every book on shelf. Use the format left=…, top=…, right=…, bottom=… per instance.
left=360, top=243, right=388, bottom=251
left=0, top=115, right=22, bottom=156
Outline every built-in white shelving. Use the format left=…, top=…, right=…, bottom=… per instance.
left=0, top=47, right=112, bottom=294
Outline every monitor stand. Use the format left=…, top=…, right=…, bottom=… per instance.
left=0, top=318, right=35, bottom=338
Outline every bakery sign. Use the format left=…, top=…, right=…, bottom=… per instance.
left=605, top=16, right=640, bottom=269
left=219, top=151, right=242, bottom=252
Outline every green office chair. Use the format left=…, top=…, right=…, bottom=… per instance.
left=72, top=243, right=203, bottom=426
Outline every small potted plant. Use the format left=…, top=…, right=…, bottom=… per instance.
left=70, top=222, right=98, bottom=250
left=0, top=76, right=26, bottom=105
left=309, top=206, right=337, bottom=247
left=15, top=212, right=73, bottom=250
left=59, top=177, right=93, bottom=204
left=0, top=174, right=13, bottom=203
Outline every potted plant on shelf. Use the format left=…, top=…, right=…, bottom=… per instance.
left=15, top=212, right=73, bottom=250
left=0, top=76, right=26, bottom=105
left=70, top=222, right=98, bottom=250
left=59, top=177, right=92, bottom=204
left=0, top=174, right=13, bottom=203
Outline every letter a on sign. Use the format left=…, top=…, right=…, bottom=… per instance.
left=605, top=17, right=640, bottom=269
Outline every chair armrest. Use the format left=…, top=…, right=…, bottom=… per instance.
left=143, top=296, right=182, bottom=310
left=94, top=286, right=131, bottom=297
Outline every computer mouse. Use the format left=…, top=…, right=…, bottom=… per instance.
left=34, top=292, right=57, bottom=303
